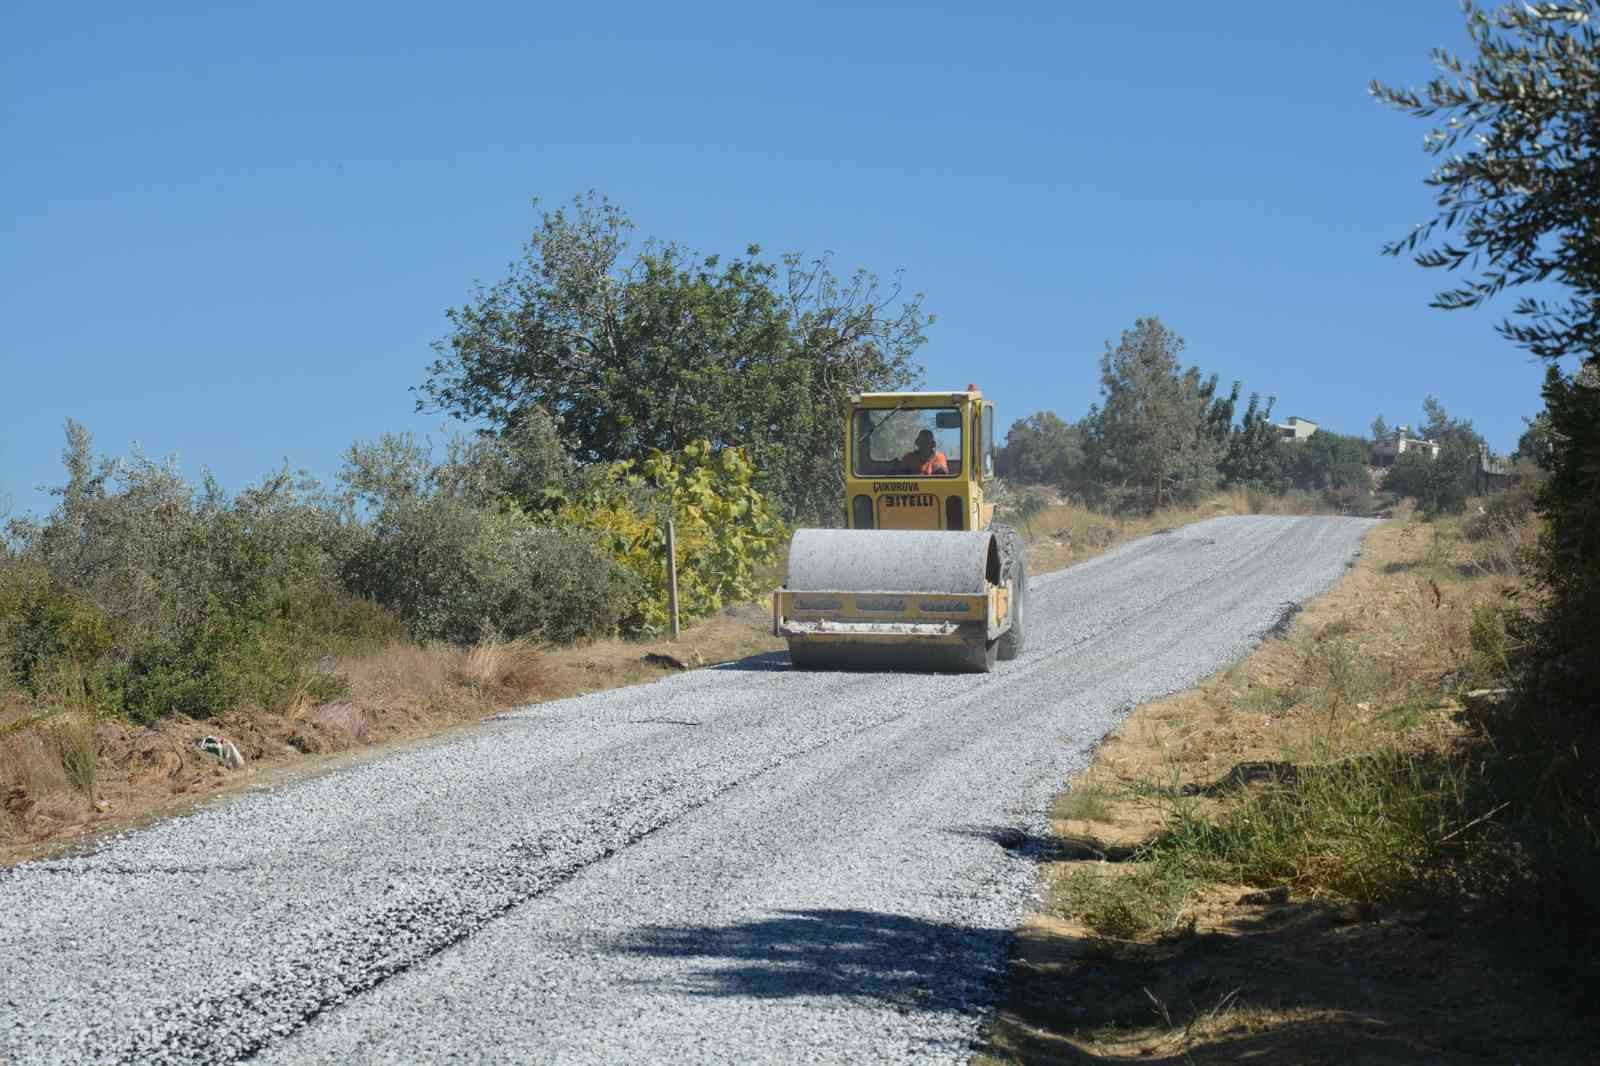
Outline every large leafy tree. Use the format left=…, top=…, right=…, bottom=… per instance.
left=1080, top=317, right=1224, bottom=512
left=1375, top=1, right=1600, bottom=870
left=1373, top=3, right=1598, bottom=539
left=1371, top=1, right=1599, bottom=362
left=1288, top=430, right=1371, bottom=494
left=418, top=193, right=930, bottom=522
left=997, top=411, right=1083, bottom=486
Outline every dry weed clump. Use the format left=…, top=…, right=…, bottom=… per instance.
left=46, top=713, right=99, bottom=805
left=1056, top=863, right=1195, bottom=944
left=1055, top=784, right=1115, bottom=824
left=1, top=705, right=105, bottom=847
left=2, top=715, right=70, bottom=835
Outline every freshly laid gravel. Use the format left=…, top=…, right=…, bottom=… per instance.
left=0, top=516, right=1376, bottom=1064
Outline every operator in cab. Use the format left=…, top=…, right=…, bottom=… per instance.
left=898, top=429, right=949, bottom=476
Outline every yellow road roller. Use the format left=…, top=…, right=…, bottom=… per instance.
left=772, top=385, right=1027, bottom=672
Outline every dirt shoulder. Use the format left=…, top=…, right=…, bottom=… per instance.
left=1, top=603, right=784, bottom=867
left=978, top=511, right=1592, bottom=1064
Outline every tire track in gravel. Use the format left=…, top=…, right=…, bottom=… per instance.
left=11, top=708, right=932, bottom=1065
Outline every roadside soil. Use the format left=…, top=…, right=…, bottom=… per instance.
left=0, top=604, right=784, bottom=867
left=978, top=513, right=1593, bottom=1064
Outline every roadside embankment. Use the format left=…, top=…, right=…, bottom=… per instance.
left=980, top=501, right=1593, bottom=1064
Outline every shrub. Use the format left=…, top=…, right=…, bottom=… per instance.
left=1466, top=479, right=1539, bottom=542
left=556, top=441, right=785, bottom=632
left=262, top=582, right=407, bottom=654
left=114, top=611, right=252, bottom=722
left=0, top=562, right=115, bottom=693
left=1386, top=443, right=1473, bottom=517
left=1323, top=482, right=1376, bottom=516
left=1058, top=864, right=1193, bottom=942
left=345, top=497, right=639, bottom=645
left=1012, top=491, right=1048, bottom=538
left=3, top=426, right=389, bottom=723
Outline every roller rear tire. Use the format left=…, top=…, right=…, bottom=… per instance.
left=994, top=524, right=1028, bottom=661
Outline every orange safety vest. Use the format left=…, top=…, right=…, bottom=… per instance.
left=901, top=450, right=949, bottom=476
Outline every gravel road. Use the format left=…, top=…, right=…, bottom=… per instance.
left=0, top=516, right=1375, bottom=1065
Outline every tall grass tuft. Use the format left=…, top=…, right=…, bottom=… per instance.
left=1057, top=863, right=1195, bottom=943
left=1151, top=751, right=1485, bottom=906
left=47, top=713, right=98, bottom=804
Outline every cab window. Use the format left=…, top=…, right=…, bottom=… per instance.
left=852, top=407, right=963, bottom=478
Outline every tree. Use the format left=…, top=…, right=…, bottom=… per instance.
left=1371, top=1, right=1600, bottom=363
left=1387, top=440, right=1472, bottom=514
left=1420, top=394, right=1486, bottom=453
left=418, top=193, right=930, bottom=523
left=1376, top=0, right=1600, bottom=951
left=997, top=411, right=1082, bottom=486
left=1288, top=430, right=1370, bottom=494
left=341, top=412, right=576, bottom=517
left=1383, top=449, right=1433, bottom=501
left=1080, top=318, right=1223, bottom=512
left=1514, top=411, right=1555, bottom=464
left=1371, top=414, right=1391, bottom=442
left=1221, top=392, right=1288, bottom=490
left=1528, top=363, right=1600, bottom=691
left=1410, top=395, right=1486, bottom=505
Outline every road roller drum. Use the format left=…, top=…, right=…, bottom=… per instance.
left=771, top=385, right=1028, bottom=673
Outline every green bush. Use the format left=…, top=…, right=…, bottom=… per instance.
left=344, top=497, right=640, bottom=645
left=0, top=562, right=115, bottom=693
left=3, top=425, right=386, bottom=723
left=262, top=582, right=407, bottom=654
left=555, top=442, right=786, bottom=632
left=114, top=617, right=244, bottom=723
left=1386, top=443, right=1473, bottom=517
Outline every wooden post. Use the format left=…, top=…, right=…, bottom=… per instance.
left=664, top=516, right=680, bottom=642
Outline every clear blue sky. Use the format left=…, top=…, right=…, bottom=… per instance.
left=1, top=0, right=1562, bottom=517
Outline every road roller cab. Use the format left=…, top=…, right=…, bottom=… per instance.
left=773, top=386, right=1028, bottom=673
left=843, top=385, right=997, bottom=533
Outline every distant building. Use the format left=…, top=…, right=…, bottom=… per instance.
left=1475, top=444, right=1513, bottom=493
left=1274, top=416, right=1317, bottom=442
left=1372, top=425, right=1441, bottom=467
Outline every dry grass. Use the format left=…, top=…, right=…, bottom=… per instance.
left=981, top=501, right=1594, bottom=1064
left=1005, top=487, right=1330, bottom=576
left=1055, top=784, right=1116, bottom=824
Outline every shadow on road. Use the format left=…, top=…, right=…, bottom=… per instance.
left=611, top=908, right=1009, bottom=1015
left=707, top=651, right=793, bottom=673
left=949, top=824, right=1142, bottom=863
